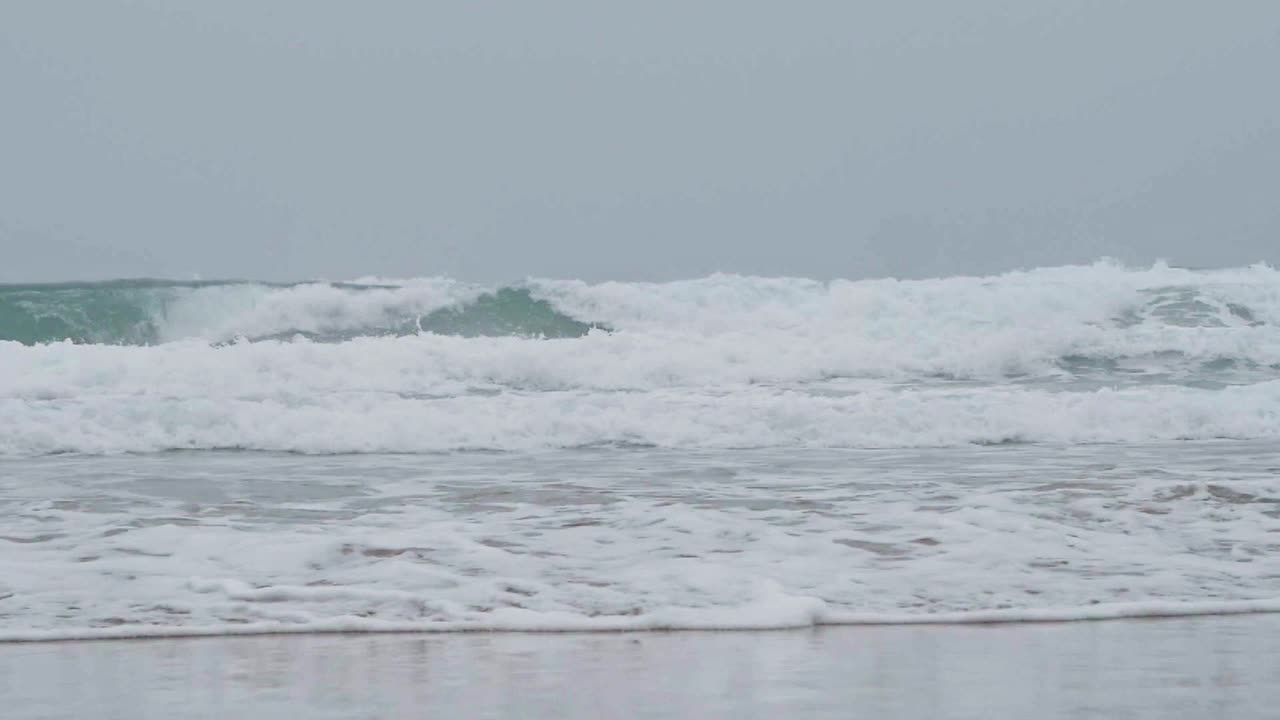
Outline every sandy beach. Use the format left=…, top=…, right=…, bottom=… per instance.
left=3, top=614, right=1278, bottom=719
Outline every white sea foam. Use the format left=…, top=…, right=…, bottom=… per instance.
left=153, top=277, right=476, bottom=342
left=531, top=261, right=1280, bottom=334
left=2, top=446, right=1277, bottom=641
left=1, top=381, right=1279, bottom=455
left=3, top=262, right=1279, bottom=456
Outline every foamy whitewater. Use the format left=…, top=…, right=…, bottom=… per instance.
left=1, top=261, right=1278, bottom=640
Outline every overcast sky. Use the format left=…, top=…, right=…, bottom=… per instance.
left=2, top=1, right=1277, bottom=283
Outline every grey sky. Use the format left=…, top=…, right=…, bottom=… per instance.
left=2, top=1, right=1277, bottom=283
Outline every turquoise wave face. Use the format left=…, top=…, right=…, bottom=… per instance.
left=414, top=287, right=597, bottom=339
left=0, top=280, right=597, bottom=345
left=0, top=280, right=178, bottom=345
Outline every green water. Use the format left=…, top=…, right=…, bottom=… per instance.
left=0, top=280, right=597, bottom=345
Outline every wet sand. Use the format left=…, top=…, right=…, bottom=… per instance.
left=2, top=615, right=1278, bottom=719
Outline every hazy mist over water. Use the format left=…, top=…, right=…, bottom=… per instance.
left=2, top=1, right=1278, bottom=283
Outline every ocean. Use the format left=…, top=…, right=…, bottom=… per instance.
left=1, top=261, right=1278, bottom=640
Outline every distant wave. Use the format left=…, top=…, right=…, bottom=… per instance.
left=0, top=279, right=596, bottom=344
left=2, top=262, right=1275, bottom=347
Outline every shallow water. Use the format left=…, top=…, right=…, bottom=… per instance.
left=2, top=441, right=1278, bottom=638
left=3, top=615, right=1279, bottom=719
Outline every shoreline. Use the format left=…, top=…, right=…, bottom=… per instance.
left=5, top=614, right=1278, bottom=719
left=4, top=595, right=1280, bottom=644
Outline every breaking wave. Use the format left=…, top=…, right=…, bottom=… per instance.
left=3, top=261, right=1278, bottom=455
left=0, top=279, right=595, bottom=344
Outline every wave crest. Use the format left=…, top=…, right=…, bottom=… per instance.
left=0, top=280, right=597, bottom=344
left=3, top=263, right=1279, bottom=456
